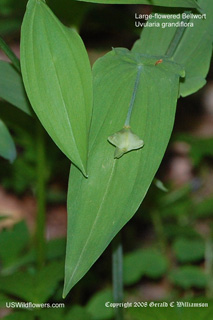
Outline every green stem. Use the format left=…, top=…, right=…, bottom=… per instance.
left=112, top=233, right=124, bottom=320
left=35, top=122, right=46, bottom=269
left=0, top=37, right=21, bottom=73
left=205, top=223, right=213, bottom=298
left=151, top=210, right=167, bottom=253
left=165, top=11, right=191, bottom=58
left=124, top=65, right=142, bottom=127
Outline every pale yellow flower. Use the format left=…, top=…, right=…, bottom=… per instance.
left=108, top=127, right=144, bottom=159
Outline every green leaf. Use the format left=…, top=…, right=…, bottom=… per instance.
left=0, top=119, right=16, bottom=162
left=0, top=221, right=29, bottom=268
left=132, top=0, right=213, bottom=97
left=124, top=248, right=168, bottom=285
left=0, top=261, right=64, bottom=302
left=154, top=178, right=168, bottom=192
left=0, top=37, right=20, bottom=72
left=86, top=288, right=113, bottom=320
left=0, top=61, right=31, bottom=115
left=169, top=266, right=207, bottom=289
left=173, top=237, right=205, bottom=263
left=75, top=0, right=200, bottom=9
left=1, top=237, right=66, bottom=275
left=63, top=49, right=183, bottom=296
left=20, top=0, right=93, bottom=176
left=173, top=0, right=213, bottom=96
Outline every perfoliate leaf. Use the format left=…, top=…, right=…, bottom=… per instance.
left=20, top=0, right=93, bottom=176
left=132, top=0, right=213, bottom=97
left=0, top=119, right=16, bottom=163
left=74, top=0, right=200, bottom=9
left=0, top=60, right=31, bottom=115
left=63, top=49, right=184, bottom=296
left=173, top=0, right=213, bottom=96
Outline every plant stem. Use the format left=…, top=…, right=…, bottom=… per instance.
left=205, top=223, right=213, bottom=298
left=112, top=232, right=124, bottom=320
left=124, top=65, right=142, bottom=127
left=165, top=11, right=191, bottom=58
left=151, top=210, right=167, bottom=253
left=0, top=37, right=21, bottom=73
left=35, top=122, right=46, bottom=269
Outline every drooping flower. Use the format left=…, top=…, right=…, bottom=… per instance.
left=108, top=126, right=144, bottom=159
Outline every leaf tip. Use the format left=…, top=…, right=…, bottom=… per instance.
left=9, top=151, right=17, bottom=164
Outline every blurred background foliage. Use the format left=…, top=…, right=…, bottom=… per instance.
left=0, top=0, right=213, bottom=319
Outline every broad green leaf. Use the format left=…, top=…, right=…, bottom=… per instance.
left=75, top=0, right=200, bottom=9
left=132, top=12, right=176, bottom=56
left=124, top=248, right=168, bottom=285
left=173, top=0, right=213, bottom=96
left=63, top=49, right=184, bottom=296
left=20, top=0, right=93, bottom=176
left=169, top=266, right=207, bottom=289
left=132, top=0, right=213, bottom=97
left=173, top=237, right=205, bottom=263
left=0, top=61, right=31, bottom=115
left=0, top=119, right=16, bottom=162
